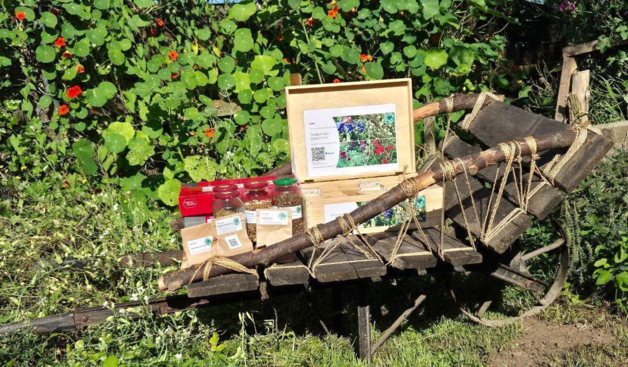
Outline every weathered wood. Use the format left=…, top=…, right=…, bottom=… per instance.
left=555, top=56, right=577, bottom=122
left=158, top=127, right=595, bottom=291
left=468, top=101, right=614, bottom=193
left=264, top=259, right=310, bottom=286
left=357, top=283, right=371, bottom=362
left=370, top=294, right=427, bottom=355
left=0, top=313, right=76, bottom=334
left=187, top=274, right=259, bottom=298
left=562, top=38, right=628, bottom=57
left=423, top=116, right=437, bottom=157
left=443, top=135, right=563, bottom=220
left=570, top=70, right=590, bottom=125
left=597, top=120, right=628, bottom=151
left=411, top=228, right=483, bottom=267
left=370, top=232, right=438, bottom=270
left=300, top=237, right=386, bottom=283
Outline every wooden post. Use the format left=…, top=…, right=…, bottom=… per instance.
left=570, top=70, right=591, bottom=124
left=357, top=283, right=371, bottom=362
left=555, top=55, right=577, bottom=122
left=423, top=116, right=437, bottom=158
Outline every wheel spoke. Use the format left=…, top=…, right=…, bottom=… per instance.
left=521, top=238, right=565, bottom=262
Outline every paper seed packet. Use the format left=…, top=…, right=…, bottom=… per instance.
left=181, top=222, right=217, bottom=268
left=256, top=208, right=295, bottom=263
left=212, top=213, right=254, bottom=256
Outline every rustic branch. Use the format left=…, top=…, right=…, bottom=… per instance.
left=158, top=128, right=582, bottom=292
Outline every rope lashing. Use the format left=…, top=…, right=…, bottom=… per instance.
left=435, top=160, right=459, bottom=259
left=541, top=94, right=602, bottom=184
left=190, top=256, right=259, bottom=285
left=450, top=158, right=477, bottom=250
left=307, top=225, right=324, bottom=247
left=440, top=96, right=456, bottom=157
left=459, top=91, right=500, bottom=132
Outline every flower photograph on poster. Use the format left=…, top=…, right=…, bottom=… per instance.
left=333, top=112, right=397, bottom=168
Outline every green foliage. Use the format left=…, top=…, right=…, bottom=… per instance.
left=0, top=0, right=515, bottom=206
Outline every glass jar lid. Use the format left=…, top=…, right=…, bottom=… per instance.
left=274, top=177, right=297, bottom=186
left=243, top=181, right=268, bottom=189
left=214, top=191, right=241, bottom=200
left=214, top=184, right=238, bottom=193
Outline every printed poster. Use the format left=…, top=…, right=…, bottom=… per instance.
left=303, top=104, right=399, bottom=178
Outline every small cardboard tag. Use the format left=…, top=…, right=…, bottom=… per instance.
left=181, top=222, right=218, bottom=267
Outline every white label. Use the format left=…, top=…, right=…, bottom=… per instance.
left=288, top=205, right=302, bottom=219
left=202, top=186, right=212, bottom=192
left=187, top=236, right=213, bottom=255
left=244, top=210, right=257, bottom=224
left=303, top=103, right=399, bottom=178
left=259, top=210, right=290, bottom=225
left=359, top=181, right=381, bottom=189
left=302, top=188, right=322, bottom=197
left=215, top=216, right=243, bottom=235
left=224, top=234, right=243, bottom=250
left=324, top=202, right=359, bottom=223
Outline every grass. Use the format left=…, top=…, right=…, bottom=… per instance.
left=1, top=176, right=626, bottom=366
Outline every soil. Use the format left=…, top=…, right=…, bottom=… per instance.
left=490, top=317, right=615, bottom=367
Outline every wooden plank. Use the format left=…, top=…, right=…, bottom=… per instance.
left=570, top=70, right=590, bottom=125
left=468, top=101, right=614, bottom=193
left=410, top=227, right=482, bottom=267
left=264, top=258, right=310, bottom=286
left=369, top=232, right=438, bottom=270
left=301, top=237, right=386, bottom=283
left=187, top=274, right=259, bottom=298
left=562, top=39, right=628, bottom=57
left=555, top=55, right=577, bottom=121
left=443, top=135, right=563, bottom=220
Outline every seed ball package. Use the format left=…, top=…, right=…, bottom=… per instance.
left=256, top=208, right=295, bottom=263
left=181, top=222, right=217, bottom=268
left=212, top=213, right=254, bottom=256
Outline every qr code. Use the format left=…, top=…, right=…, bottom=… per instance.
left=311, top=147, right=325, bottom=162
left=225, top=235, right=242, bottom=249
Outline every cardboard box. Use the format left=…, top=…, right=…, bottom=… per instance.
left=286, top=79, right=442, bottom=233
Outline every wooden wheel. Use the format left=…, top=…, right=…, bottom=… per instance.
left=448, top=218, right=570, bottom=327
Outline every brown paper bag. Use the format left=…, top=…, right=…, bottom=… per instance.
left=212, top=213, right=254, bottom=256
left=181, top=222, right=217, bottom=268
left=256, top=208, right=294, bottom=263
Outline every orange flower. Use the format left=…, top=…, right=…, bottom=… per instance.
left=360, top=54, right=368, bottom=62
left=333, top=78, right=340, bottom=83
left=283, top=58, right=290, bottom=63
left=156, top=19, right=164, bottom=27
left=76, top=65, right=85, bottom=73
left=58, top=105, right=70, bottom=115
left=305, top=17, right=314, bottom=27
left=171, top=72, right=178, bottom=79
left=67, top=85, right=82, bottom=99
left=15, top=11, right=26, bottom=20
left=51, top=8, right=60, bottom=16
left=240, top=125, right=247, bottom=131
left=361, top=66, right=366, bottom=73
left=168, top=50, right=178, bottom=60
left=62, top=51, right=73, bottom=58
left=205, top=128, right=215, bottom=138
left=54, top=37, right=66, bottom=47
left=328, top=6, right=339, bottom=18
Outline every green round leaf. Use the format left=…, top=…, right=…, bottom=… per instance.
left=234, top=28, right=254, bottom=52
left=197, top=28, right=211, bottom=41
left=425, top=48, right=448, bottom=70
left=218, top=57, right=236, bottom=73
left=73, top=38, right=91, bottom=57
left=234, top=110, right=251, bottom=125
left=184, top=155, right=218, bottom=181
left=39, top=95, right=52, bottom=108
left=228, top=1, right=257, bottom=22
left=127, top=137, right=155, bottom=166
left=268, top=76, right=285, bottom=92
left=40, top=12, right=58, bottom=28
left=237, top=90, right=253, bottom=104
left=94, top=0, right=110, bottom=9
left=219, top=20, right=238, bottom=34
left=36, top=45, right=56, bottom=63
left=99, top=82, right=117, bottom=98
left=104, top=133, right=128, bottom=153
left=217, top=74, right=236, bottom=91
left=158, top=179, right=181, bottom=206
left=134, top=0, right=153, bottom=7
left=365, top=61, right=384, bottom=80
left=251, top=55, right=278, bottom=76
left=108, top=49, right=126, bottom=66
left=262, top=118, right=283, bottom=136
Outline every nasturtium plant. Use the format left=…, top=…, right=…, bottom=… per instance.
left=0, top=0, right=519, bottom=206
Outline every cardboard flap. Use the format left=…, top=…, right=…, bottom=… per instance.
left=286, top=79, right=415, bottom=183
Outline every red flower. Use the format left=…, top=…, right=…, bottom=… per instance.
left=156, top=19, right=164, bottom=27
left=373, top=140, right=379, bottom=146
left=383, top=159, right=388, bottom=164
left=62, top=51, right=73, bottom=58
left=360, top=54, right=368, bottom=62
left=205, top=128, right=215, bottom=138
left=333, top=78, right=340, bottom=83
left=58, top=105, right=69, bottom=116
left=168, top=51, right=178, bottom=60
left=240, top=125, right=247, bottom=131
left=149, top=27, right=158, bottom=37
left=328, top=6, right=339, bottom=18
left=66, top=85, right=82, bottom=99
left=386, top=145, right=393, bottom=151
left=15, top=11, right=26, bottom=20
left=51, top=8, right=60, bottom=16
left=76, top=65, right=85, bottom=73
left=54, top=37, right=66, bottom=47
left=430, top=34, right=441, bottom=44
left=171, top=72, right=178, bottom=79
left=277, top=34, right=283, bottom=41
left=305, top=17, right=314, bottom=27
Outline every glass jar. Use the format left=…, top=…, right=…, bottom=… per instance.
left=243, top=181, right=272, bottom=242
left=271, top=177, right=304, bottom=235
left=212, top=191, right=244, bottom=218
